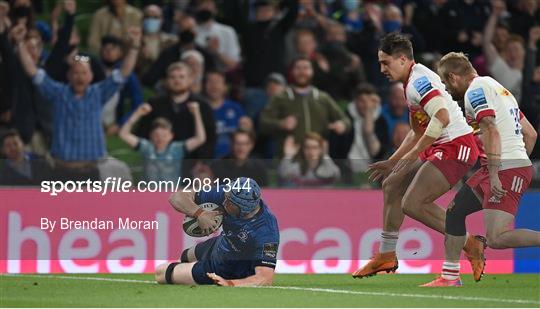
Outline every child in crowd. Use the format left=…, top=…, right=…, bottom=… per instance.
left=119, top=102, right=206, bottom=181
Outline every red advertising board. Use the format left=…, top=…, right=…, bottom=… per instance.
left=0, top=189, right=513, bottom=274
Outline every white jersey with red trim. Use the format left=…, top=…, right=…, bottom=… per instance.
left=405, top=63, right=472, bottom=144
left=464, top=76, right=531, bottom=169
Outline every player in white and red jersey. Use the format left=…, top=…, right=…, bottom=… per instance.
left=421, top=52, right=539, bottom=287
left=352, top=33, right=485, bottom=279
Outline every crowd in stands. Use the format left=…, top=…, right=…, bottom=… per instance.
left=0, top=0, right=539, bottom=188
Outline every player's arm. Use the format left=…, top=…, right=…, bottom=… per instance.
left=520, top=114, right=538, bottom=156
left=208, top=266, right=275, bottom=287
left=478, top=115, right=506, bottom=198
left=409, top=96, right=450, bottom=154
left=169, top=190, right=220, bottom=235
left=119, top=103, right=152, bottom=148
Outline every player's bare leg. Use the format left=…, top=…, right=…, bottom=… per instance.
left=352, top=160, right=422, bottom=278
left=401, top=161, right=448, bottom=233
left=485, top=209, right=540, bottom=248
left=422, top=185, right=486, bottom=287
left=155, top=262, right=197, bottom=285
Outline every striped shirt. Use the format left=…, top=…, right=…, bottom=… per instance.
left=33, top=69, right=126, bottom=161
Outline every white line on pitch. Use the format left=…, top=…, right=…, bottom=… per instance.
left=2, top=274, right=539, bottom=305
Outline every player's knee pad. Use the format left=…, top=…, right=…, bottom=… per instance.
left=165, top=262, right=180, bottom=284
left=445, top=185, right=482, bottom=236
left=180, top=249, right=189, bottom=263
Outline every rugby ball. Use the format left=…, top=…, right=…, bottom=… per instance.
left=183, top=202, right=223, bottom=237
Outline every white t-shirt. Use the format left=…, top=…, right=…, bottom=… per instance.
left=488, top=56, right=522, bottom=103
left=196, top=22, right=241, bottom=62
left=405, top=63, right=472, bottom=144
left=464, top=76, right=531, bottom=170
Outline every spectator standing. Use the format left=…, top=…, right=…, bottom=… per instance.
left=260, top=57, right=350, bottom=157
left=99, top=35, right=143, bottom=135
left=0, top=129, right=53, bottom=186
left=278, top=133, right=341, bottom=187
left=181, top=49, right=205, bottom=94
left=319, top=21, right=366, bottom=101
left=15, top=25, right=142, bottom=181
left=136, top=4, right=177, bottom=75
left=483, top=0, right=525, bottom=102
left=88, top=0, right=143, bottom=54
left=438, top=0, right=490, bottom=57
left=232, top=0, right=299, bottom=118
left=141, top=13, right=216, bottom=90
left=292, top=29, right=332, bottom=90
left=119, top=103, right=206, bottom=182
left=204, top=70, right=252, bottom=158
left=194, top=0, right=241, bottom=71
left=0, top=21, right=52, bottom=149
left=210, top=129, right=268, bottom=186
left=137, top=62, right=217, bottom=175
left=510, top=0, right=540, bottom=41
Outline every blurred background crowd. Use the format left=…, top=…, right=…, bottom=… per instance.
left=0, top=0, right=539, bottom=188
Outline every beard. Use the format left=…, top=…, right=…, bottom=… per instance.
left=293, top=76, right=312, bottom=88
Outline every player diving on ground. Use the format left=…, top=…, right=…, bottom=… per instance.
left=155, top=177, right=279, bottom=286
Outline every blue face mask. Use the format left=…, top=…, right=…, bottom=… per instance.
left=342, top=0, right=359, bottom=12
left=383, top=20, right=401, bottom=33
left=143, top=18, right=161, bottom=34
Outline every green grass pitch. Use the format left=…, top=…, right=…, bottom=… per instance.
left=1, top=273, right=539, bottom=307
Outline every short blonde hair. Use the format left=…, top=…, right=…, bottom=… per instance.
left=437, top=52, right=476, bottom=80
left=166, top=61, right=192, bottom=76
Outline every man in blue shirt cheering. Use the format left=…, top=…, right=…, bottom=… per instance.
left=13, top=24, right=141, bottom=181
left=156, top=177, right=279, bottom=287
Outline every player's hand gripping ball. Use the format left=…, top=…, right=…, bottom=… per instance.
left=183, top=203, right=223, bottom=237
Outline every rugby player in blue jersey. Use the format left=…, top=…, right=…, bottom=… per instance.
left=155, top=178, right=279, bottom=286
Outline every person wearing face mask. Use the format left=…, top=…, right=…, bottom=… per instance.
left=88, top=0, right=143, bottom=55
left=99, top=35, right=143, bottom=135
left=381, top=4, right=425, bottom=53
left=335, top=0, right=364, bottom=32
left=141, top=13, right=217, bottom=90
left=136, top=4, right=177, bottom=75
left=194, top=0, right=241, bottom=71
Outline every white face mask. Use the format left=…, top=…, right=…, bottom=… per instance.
left=143, top=17, right=161, bottom=34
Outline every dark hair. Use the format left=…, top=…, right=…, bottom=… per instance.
left=205, top=69, right=226, bottom=82
left=299, top=132, right=325, bottom=175
left=150, top=117, right=173, bottom=132
left=101, top=35, right=124, bottom=49
left=1, top=129, right=21, bottom=145
left=232, top=129, right=256, bottom=143
left=353, top=83, right=378, bottom=98
left=379, top=32, right=414, bottom=60
left=289, top=56, right=312, bottom=68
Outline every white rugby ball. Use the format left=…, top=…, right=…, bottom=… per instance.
left=183, top=202, right=223, bottom=237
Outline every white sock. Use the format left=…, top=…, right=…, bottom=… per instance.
left=379, top=231, right=399, bottom=253
left=441, top=261, right=460, bottom=280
